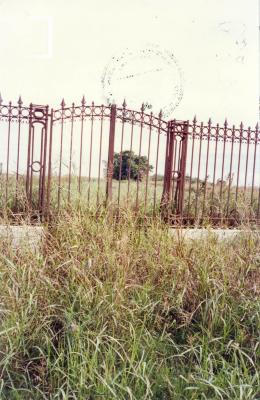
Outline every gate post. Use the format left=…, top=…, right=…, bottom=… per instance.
left=106, top=104, right=116, bottom=204
left=161, top=121, right=174, bottom=208
left=176, top=121, right=189, bottom=217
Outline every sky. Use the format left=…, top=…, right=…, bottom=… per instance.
left=0, top=0, right=259, bottom=126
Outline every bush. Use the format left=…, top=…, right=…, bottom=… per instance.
left=112, top=150, right=153, bottom=181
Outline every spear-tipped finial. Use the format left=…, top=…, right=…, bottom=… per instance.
left=122, top=99, right=127, bottom=108
left=240, top=121, right=243, bottom=130
left=158, top=109, right=163, bottom=119
left=0, top=92, right=3, bottom=105
left=224, top=118, right=228, bottom=128
left=193, top=115, right=197, bottom=125
left=81, top=95, right=86, bottom=106
left=141, top=103, right=145, bottom=112
left=208, top=117, right=212, bottom=126
left=91, top=100, right=94, bottom=107
left=255, top=122, right=259, bottom=130
left=61, top=98, right=65, bottom=108
left=18, top=95, right=23, bottom=106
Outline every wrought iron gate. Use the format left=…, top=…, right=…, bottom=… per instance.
left=162, top=120, right=189, bottom=219
left=26, top=104, right=50, bottom=216
left=0, top=96, right=259, bottom=226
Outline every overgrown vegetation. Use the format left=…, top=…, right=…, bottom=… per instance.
left=111, top=151, right=153, bottom=181
left=0, top=209, right=259, bottom=399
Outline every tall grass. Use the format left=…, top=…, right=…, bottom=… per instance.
left=0, top=209, right=259, bottom=399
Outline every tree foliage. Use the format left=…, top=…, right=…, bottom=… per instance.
left=112, top=151, right=153, bottom=181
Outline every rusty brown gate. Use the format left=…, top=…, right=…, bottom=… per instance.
left=0, top=96, right=259, bottom=226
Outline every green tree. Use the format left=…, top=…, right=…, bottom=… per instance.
left=112, top=151, right=153, bottom=181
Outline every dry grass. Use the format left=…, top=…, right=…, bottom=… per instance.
left=0, top=209, right=259, bottom=399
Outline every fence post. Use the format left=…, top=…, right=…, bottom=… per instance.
left=161, top=121, right=174, bottom=212
left=106, top=104, right=116, bottom=204
left=176, top=121, right=189, bottom=217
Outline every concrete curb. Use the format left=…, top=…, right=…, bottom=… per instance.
left=169, top=228, right=257, bottom=241
left=0, top=225, right=45, bottom=251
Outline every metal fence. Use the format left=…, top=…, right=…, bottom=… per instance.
left=0, top=95, right=259, bottom=226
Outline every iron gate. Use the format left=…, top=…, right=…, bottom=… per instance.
left=0, top=96, right=259, bottom=226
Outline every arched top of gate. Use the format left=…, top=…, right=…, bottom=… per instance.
left=52, top=102, right=168, bottom=133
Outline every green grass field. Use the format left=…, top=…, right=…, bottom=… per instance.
left=0, top=210, right=259, bottom=399
left=0, top=174, right=259, bottom=226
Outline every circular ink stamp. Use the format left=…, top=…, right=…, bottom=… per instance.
left=101, top=44, right=183, bottom=118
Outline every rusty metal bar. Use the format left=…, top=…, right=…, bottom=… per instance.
left=235, top=123, right=243, bottom=203
left=202, top=119, right=211, bottom=217
left=106, top=104, right=116, bottom=204
left=177, top=121, right=189, bottom=217
left=46, top=108, right=53, bottom=220
left=144, top=113, right=152, bottom=211
left=40, top=106, right=49, bottom=216
left=57, top=99, right=65, bottom=210
left=5, top=102, right=12, bottom=205
left=194, top=122, right=203, bottom=219
left=187, top=117, right=196, bottom=218
left=136, top=104, right=144, bottom=208
left=87, top=102, right=94, bottom=205
left=78, top=97, right=85, bottom=194
left=153, top=111, right=162, bottom=215
left=68, top=103, right=75, bottom=204
left=161, top=121, right=175, bottom=211
left=226, top=124, right=235, bottom=216
left=250, top=123, right=258, bottom=208
left=127, top=113, right=134, bottom=203
left=118, top=101, right=126, bottom=205
left=97, top=105, right=104, bottom=205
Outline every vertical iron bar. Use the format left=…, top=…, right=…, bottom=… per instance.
left=78, top=102, right=85, bottom=194
left=235, top=123, right=243, bottom=202
left=211, top=124, right=219, bottom=219
left=29, top=126, right=35, bottom=205
left=136, top=105, right=144, bottom=208
left=194, top=122, right=203, bottom=219
left=87, top=102, right=94, bottom=205
left=171, top=129, right=178, bottom=205
left=46, top=108, right=53, bottom=220
left=58, top=100, right=65, bottom=210
left=38, top=126, right=44, bottom=210
left=97, top=105, right=104, bottom=205
left=127, top=114, right=134, bottom=203
left=144, top=113, right=152, bottom=212
left=250, top=124, right=258, bottom=210
left=5, top=102, right=12, bottom=205
left=177, top=121, right=189, bottom=218
left=202, top=119, right=211, bottom=217
left=106, top=104, right=116, bottom=204
left=40, top=106, right=49, bottom=218
left=161, top=121, right=175, bottom=213
left=226, top=125, right=235, bottom=217
left=153, top=116, right=161, bottom=215
left=243, top=126, right=250, bottom=194
left=118, top=103, right=126, bottom=205
left=187, top=117, right=196, bottom=218
left=219, top=121, right=227, bottom=218
left=26, top=104, right=33, bottom=200
left=68, top=103, right=75, bottom=204
left=15, top=102, right=22, bottom=208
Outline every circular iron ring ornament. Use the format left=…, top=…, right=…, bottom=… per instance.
left=102, top=45, right=184, bottom=118
left=31, top=161, right=43, bottom=173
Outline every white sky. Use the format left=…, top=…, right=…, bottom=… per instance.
left=0, top=0, right=259, bottom=126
